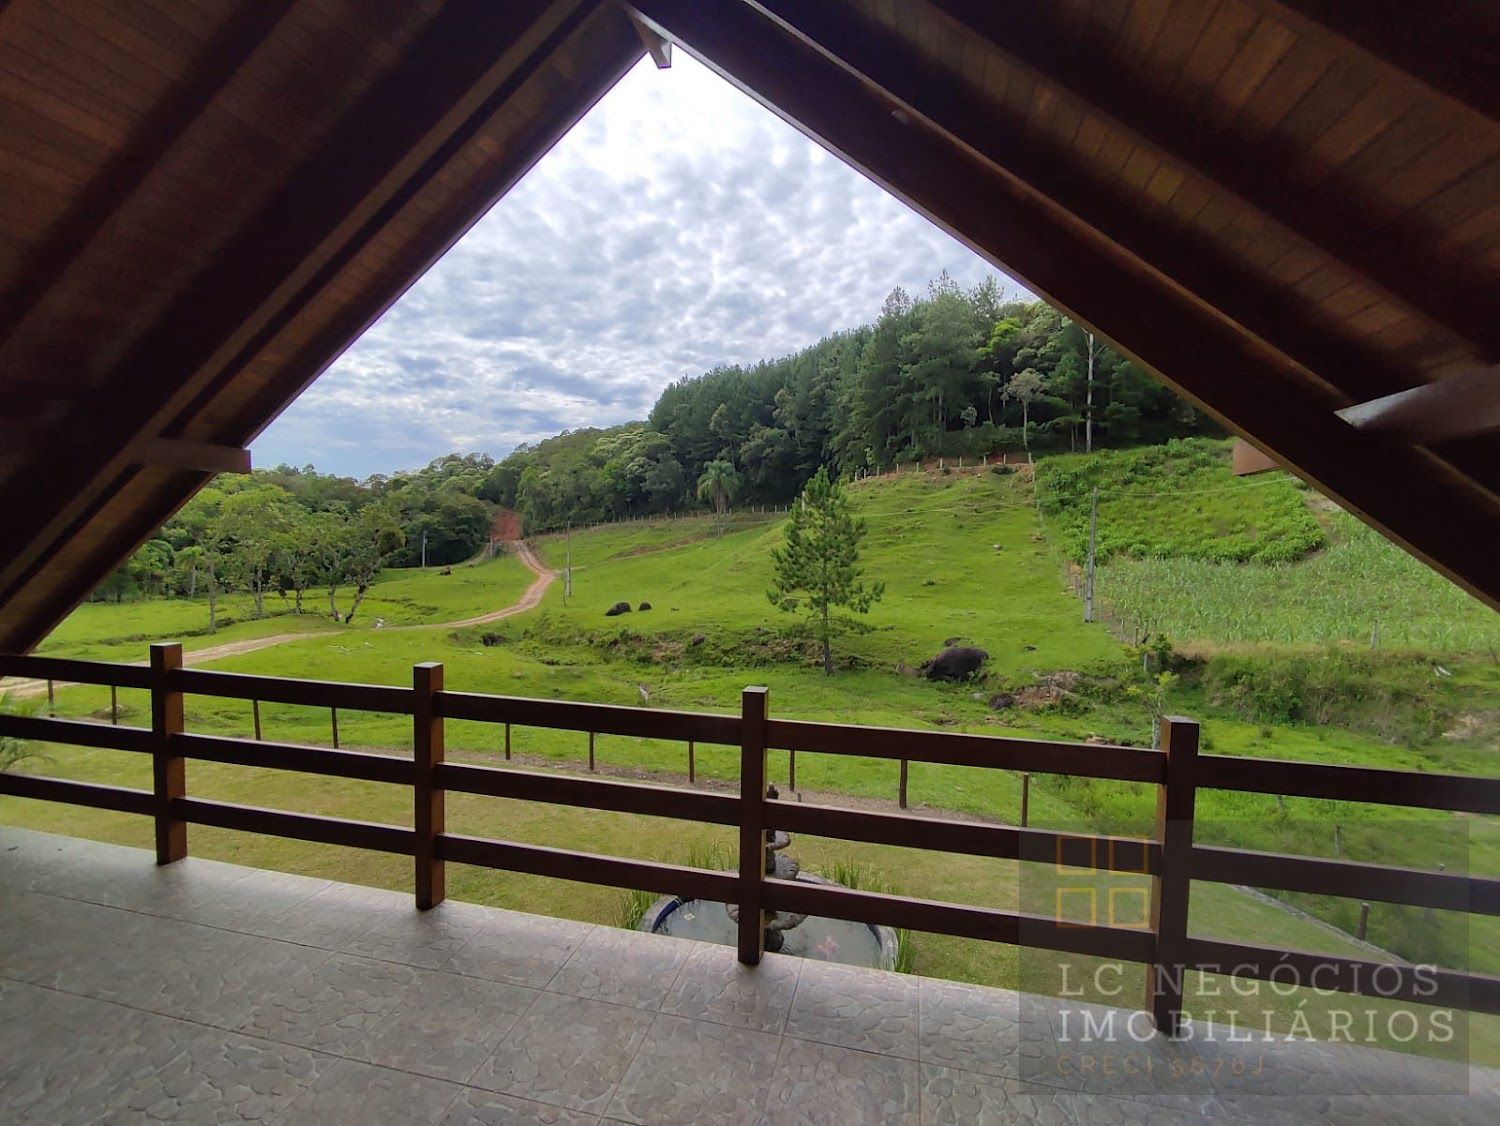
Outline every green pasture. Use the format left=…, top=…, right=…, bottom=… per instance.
left=6, top=450, right=1497, bottom=1061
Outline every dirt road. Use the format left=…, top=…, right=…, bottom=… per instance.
left=1, top=540, right=556, bottom=699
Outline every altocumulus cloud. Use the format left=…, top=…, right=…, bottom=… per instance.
left=253, top=54, right=1021, bottom=479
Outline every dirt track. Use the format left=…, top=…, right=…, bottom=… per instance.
left=1, top=540, right=556, bottom=699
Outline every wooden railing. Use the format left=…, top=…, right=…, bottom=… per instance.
left=2, top=643, right=1498, bottom=1033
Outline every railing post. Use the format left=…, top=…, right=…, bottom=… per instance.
left=413, top=662, right=445, bottom=910
left=149, top=643, right=186, bottom=865
left=738, top=686, right=769, bottom=966
left=1147, top=716, right=1199, bottom=1037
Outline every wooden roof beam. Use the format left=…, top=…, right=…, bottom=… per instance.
left=627, top=0, right=1500, bottom=608
left=0, top=0, right=586, bottom=615
left=629, top=12, right=672, bottom=68
left=923, top=0, right=1500, bottom=361
left=0, top=0, right=299, bottom=353
left=741, top=0, right=1421, bottom=411
left=1247, top=0, right=1499, bottom=123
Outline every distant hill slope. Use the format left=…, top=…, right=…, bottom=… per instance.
left=1034, top=439, right=1497, bottom=652
left=531, top=467, right=1123, bottom=679
left=1035, top=438, right=1325, bottom=565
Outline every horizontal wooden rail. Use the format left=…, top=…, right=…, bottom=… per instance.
left=768, top=799, right=1159, bottom=873
left=171, top=668, right=412, bottom=714
left=762, top=878, right=1156, bottom=962
left=436, top=762, right=740, bottom=825
left=1184, top=937, right=1500, bottom=1015
left=174, top=733, right=414, bottom=785
left=0, top=654, right=152, bottom=689
left=174, top=798, right=414, bottom=854
left=0, top=772, right=155, bottom=815
left=438, top=832, right=740, bottom=901
left=0, top=713, right=153, bottom=753
left=1197, top=754, right=1500, bottom=815
left=1192, top=845, right=1500, bottom=915
left=436, top=690, right=740, bottom=745
left=766, top=718, right=1164, bottom=782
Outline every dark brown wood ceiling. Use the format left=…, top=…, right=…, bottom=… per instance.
left=0, top=0, right=1495, bottom=652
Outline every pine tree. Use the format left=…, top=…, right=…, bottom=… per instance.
left=767, top=468, right=884, bottom=675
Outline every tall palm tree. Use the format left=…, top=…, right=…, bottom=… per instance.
left=695, top=458, right=741, bottom=517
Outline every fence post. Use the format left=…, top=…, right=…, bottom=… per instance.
left=738, top=686, right=769, bottom=966
left=149, top=643, right=186, bottom=865
left=46, top=679, right=54, bottom=716
left=688, top=739, right=695, bottom=784
left=1357, top=902, right=1370, bottom=942
left=788, top=748, right=796, bottom=792
left=110, top=685, right=118, bottom=725
left=1020, top=772, right=1030, bottom=827
left=504, top=722, right=511, bottom=761
left=588, top=731, right=596, bottom=772
left=899, top=759, right=909, bottom=809
left=252, top=699, right=262, bottom=741
left=1147, top=716, right=1199, bottom=1036
left=413, top=662, right=445, bottom=910
left=330, top=706, right=340, bottom=749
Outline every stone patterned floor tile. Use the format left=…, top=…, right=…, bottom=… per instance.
left=440, top=909, right=595, bottom=988
left=437, top=1087, right=602, bottom=1125
left=0, top=829, right=122, bottom=890
left=784, top=957, right=921, bottom=1059
left=660, top=942, right=801, bottom=1033
left=605, top=1012, right=783, bottom=1125
left=1043, top=1001, right=1222, bottom=1115
left=242, top=879, right=407, bottom=950
left=268, top=1056, right=462, bottom=1125
left=467, top=990, right=655, bottom=1115
left=762, top=1037, right=920, bottom=1125
left=0, top=998, right=200, bottom=1125
left=100, top=1025, right=331, bottom=1123
left=548, top=926, right=694, bottom=1010
left=919, top=1064, right=1082, bottom=1125
left=235, top=952, right=421, bottom=1054
left=341, top=898, right=492, bottom=969
left=359, top=968, right=539, bottom=1081
left=918, top=976, right=1059, bottom=1083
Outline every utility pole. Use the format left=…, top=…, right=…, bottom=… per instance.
left=1084, top=486, right=1098, bottom=623
left=421, top=531, right=427, bottom=570
left=564, top=521, right=573, bottom=602
left=1085, top=331, right=1097, bottom=454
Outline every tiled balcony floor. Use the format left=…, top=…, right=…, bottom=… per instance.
left=1, top=826, right=1495, bottom=1124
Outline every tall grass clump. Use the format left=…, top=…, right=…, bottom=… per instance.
left=1036, top=438, right=1325, bottom=564
left=826, top=858, right=916, bottom=973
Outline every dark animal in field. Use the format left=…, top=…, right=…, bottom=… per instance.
left=988, top=692, right=1015, bottom=710
left=690, top=633, right=706, bottom=647
left=605, top=601, right=631, bottom=617
left=638, top=601, right=652, bottom=611
left=924, top=646, right=989, bottom=682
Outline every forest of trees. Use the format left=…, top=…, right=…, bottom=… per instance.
left=100, top=275, right=1216, bottom=603
left=490, top=275, right=1216, bottom=531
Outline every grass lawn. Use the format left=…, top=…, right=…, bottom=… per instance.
left=29, top=552, right=535, bottom=663
left=7, top=456, right=1497, bottom=1061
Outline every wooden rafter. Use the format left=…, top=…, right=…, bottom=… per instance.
left=0, top=0, right=587, bottom=617
left=743, top=0, right=1499, bottom=494
left=923, top=0, right=1500, bottom=360
left=0, top=0, right=299, bottom=353
left=1247, top=0, right=1499, bottom=123
left=628, top=0, right=1500, bottom=608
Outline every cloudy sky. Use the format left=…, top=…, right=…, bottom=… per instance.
left=252, top=53, right=1021, bottom=480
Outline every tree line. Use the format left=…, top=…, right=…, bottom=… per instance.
left=102, top=273, right=1216, bottom=609
left=96, top=454, right=498, bottom=624
left=492, top=274, right=1216, bottom=531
